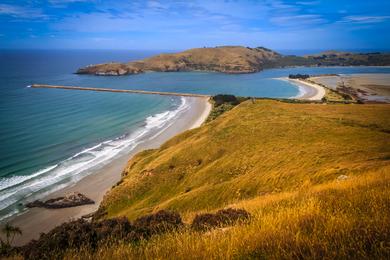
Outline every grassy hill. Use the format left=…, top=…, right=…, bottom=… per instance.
left=76, top=46, right=281, bottom=75
left=99, top=100, right=389, bottom=220
left=73, top=168, right=389, bottom=259
left=76, top=46, right=390, bottom=76
left=14, top=100, right=390, bottom=259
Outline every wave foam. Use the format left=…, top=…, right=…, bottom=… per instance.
left=0, top=97, right=190, bottom=221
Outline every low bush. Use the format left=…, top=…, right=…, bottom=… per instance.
left=289, top=74, right=310, bottom=79
left=212, top=94, right=240, bottom=106
left=207, top=94, right=251, bottom=122
left=191, top=208, right=250, bottom=231
left=206, top=103, right=235, bottom=122
left=132, top=210, right=183, bottom=238
left=19, top=210, right=182, bottom=260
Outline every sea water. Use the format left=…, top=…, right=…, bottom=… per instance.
left=1, top=49, right=389, bottom=221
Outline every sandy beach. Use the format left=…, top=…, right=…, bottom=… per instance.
left=277, top=77, right=326, bottom=100
left=7, top=96, right=211, bottom=246
left=310, top=74, right=390, bottom=103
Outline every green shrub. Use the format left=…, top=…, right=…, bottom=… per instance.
left=212, top=94, right=240, bottom=106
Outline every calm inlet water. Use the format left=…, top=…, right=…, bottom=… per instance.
left=1, top=50, right=389, bottom=221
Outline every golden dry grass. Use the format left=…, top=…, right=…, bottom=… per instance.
left=61, top=100, right=390, bottom=259
left=66, top=166, right=390, bottom=259
left=140, top=46, right=280, bottom=73
left=100, top=100, right=389, bottom=220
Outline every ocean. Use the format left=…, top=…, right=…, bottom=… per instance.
left=1, top=49, right=389, bottom=221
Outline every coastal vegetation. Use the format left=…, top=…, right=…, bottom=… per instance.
left=5, top=99, right=390, bottom=259
left=288, top=74, right=310, bottom=79
left=19, top=210, right=183, bottom=259
left=212, top=94, right=240, bottom=106
left=321, top=87, right=351, bottom=103
left=206, top=94, right=247, bottom=122
left=76, top=46, right=390, bottom=76
left=14, top=208, right=249, bottom=259
left=0, top=223, right=22, bottom=256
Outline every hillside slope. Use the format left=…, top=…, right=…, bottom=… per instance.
left=98, top=100, right=390, bottom=220
left=76, top=46, right=390, bottom=76
left=76, top=46, right=281, bottom=75
left=71, top=167, right=390, bottom=259
left=14, top=100, right=390, bottom=259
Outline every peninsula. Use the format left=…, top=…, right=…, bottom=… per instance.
left=76, top=46, right=390, bottom=76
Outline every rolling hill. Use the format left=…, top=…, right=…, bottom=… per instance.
left=76, top=46, right=390, bottom=76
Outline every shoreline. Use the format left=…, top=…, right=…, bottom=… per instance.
left=310, top=73, right=390, bottom=103
left=277, top=77, right=326, bottom=100
left=7, top=96, right=211, bottom=246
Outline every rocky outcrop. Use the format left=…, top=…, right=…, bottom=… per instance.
left=337, top=175, right=349, bottom=181
left=26, top=192, right=94, bottom=209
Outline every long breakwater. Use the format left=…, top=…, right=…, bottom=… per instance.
left=30, top=84, right=210, bottom=98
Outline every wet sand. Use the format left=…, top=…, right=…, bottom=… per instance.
left=8, top=96, right=211, bottom=246
left=277, top=77, right=326, bottom=100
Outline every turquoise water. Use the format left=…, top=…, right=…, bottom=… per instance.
left=1, top=50, right=389, bottom=220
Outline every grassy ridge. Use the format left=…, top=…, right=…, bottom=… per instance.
left=69, top=167, right=390, bottom=259
left=99, top=100, right=389, bottom=221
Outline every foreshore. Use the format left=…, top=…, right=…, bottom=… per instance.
left=277, top=77, right=326, bottom=100
left=7, top=96, right=211, bottom=246
left=310, top=74, right=390, bottom=103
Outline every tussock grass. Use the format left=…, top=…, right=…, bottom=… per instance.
left=66, top=168, right=390, bottom=259
left=100, top=100, right=389, bottom=220
left=60, top=100, right=390, bottom=259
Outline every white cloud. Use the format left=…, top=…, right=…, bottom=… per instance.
left=48, top=0, right=95, bottom=3
left=0, top=4, right=47, bottom=19
left=271, top=14, right=326, bottom=26
left=50, top=1, right=240, bottom=33
left=296, top=1, right=320, bottom=6
left=341, top=15, right=390, bottom=24
left=146, top=0, right=167, bottom=10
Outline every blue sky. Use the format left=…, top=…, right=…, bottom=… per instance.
left=0, top=0, right=389, bottom=50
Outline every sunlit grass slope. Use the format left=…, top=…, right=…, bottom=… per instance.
left=62, top=100, right=390, bottom=259
left=100, top=100, right=390, bottom=221
left=70, top=167, right=390, bottom=259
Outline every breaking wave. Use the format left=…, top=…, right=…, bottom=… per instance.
left=0, top=97, right=190, bottom=221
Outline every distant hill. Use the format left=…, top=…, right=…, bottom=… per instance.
left=264, top=50, right=390, bottom=68
left=303, top=50, right=390, bottom=66
left=76, top=46, right=390, bottom=76
left=76, top=46, right=281, bottom=75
